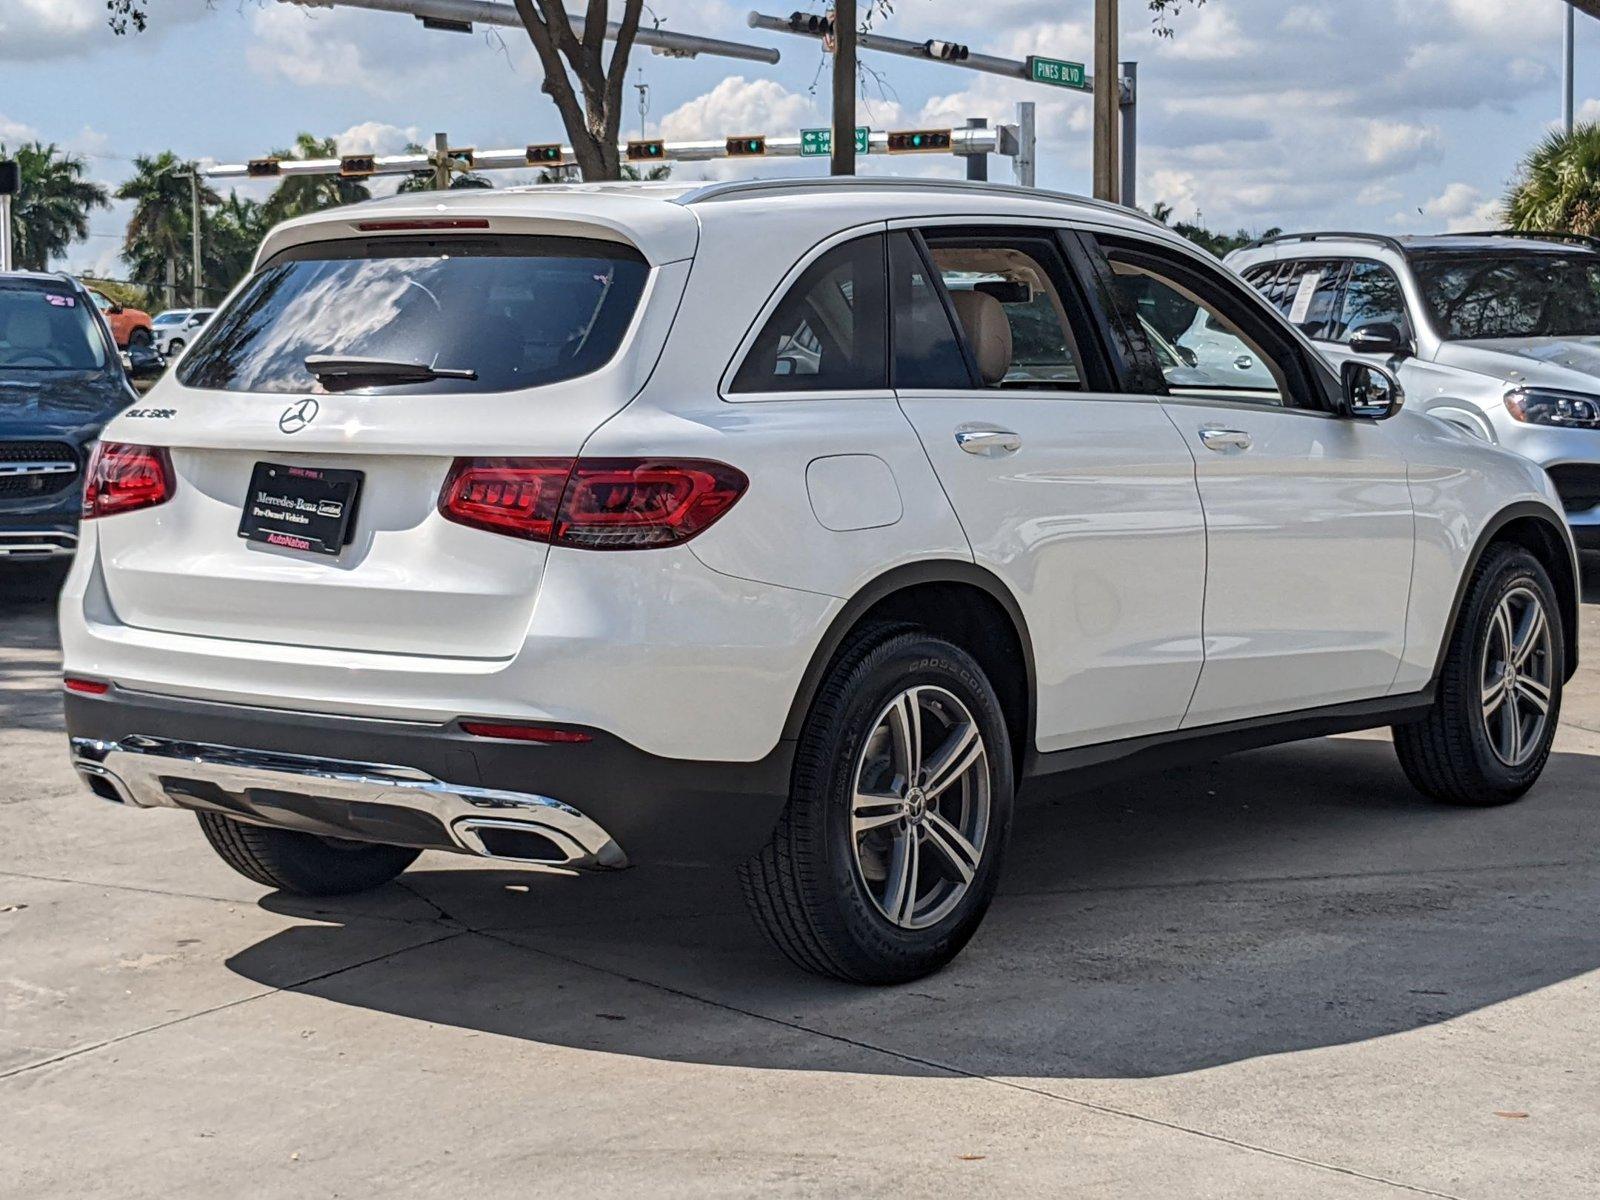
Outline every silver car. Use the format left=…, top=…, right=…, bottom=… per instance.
left=1228, top=232, right=1600, bottom=553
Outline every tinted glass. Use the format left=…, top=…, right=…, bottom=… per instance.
left=889, top=233, right=971, bottom=389
left=1412, top=251, right=1600, bottom=339
left=1107, top=255, right=1287, bottom=405
left=179, top=236, right=648, bottom=395
left=1272, top=260, right=1346, bottom=340
left=925, top=240, right=1088, bottom=390
left=1337, top=260, right=1409, bottom=343
left=731, top=234, right=887, bottom=393
left=0, top=286, right=109, bottom=371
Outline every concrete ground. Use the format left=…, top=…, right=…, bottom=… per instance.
left=3, top=561, right=1598, bottom=1199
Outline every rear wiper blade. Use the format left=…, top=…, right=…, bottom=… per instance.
left=304, top=355, right=477, bottom=390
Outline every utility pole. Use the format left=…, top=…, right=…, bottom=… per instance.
left=1565, top=2, right=1576, bottom=134
left=188, top=169, right=203, bottom=306
left=433, top=131, right=451, bottom=190
left=832, top=0, right=857, bottom=176
left=0, top=158, right=16, bottom=273
left=1092, top=0, right=1118, bottom=202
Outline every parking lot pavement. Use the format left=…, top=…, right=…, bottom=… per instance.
left=4, top=563, right=1599, bottom=1199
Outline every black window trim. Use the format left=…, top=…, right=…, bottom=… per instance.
left=909, top=224, right=1118, bottom=395
left=1080, top=231, right=1343, bottom=415
left=724, top=228, right=894, bottom=399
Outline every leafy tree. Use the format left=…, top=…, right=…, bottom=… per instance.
left=264, top=134, right=372, bottom=222
left=205, top=193, right=272, bottom=299
left=1148, top=200, right=1278, bottom=258
left=0, top=141, right=109, bottom=271
left=115, top=150, right=219, bottom=300
left=1504, top=122, right=1600, bottom=236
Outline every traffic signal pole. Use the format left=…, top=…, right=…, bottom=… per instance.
left=0, top=195, right=12, bottom=273
left=832, top=0, right=857, bottom=176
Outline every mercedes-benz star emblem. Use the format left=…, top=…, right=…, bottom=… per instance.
left=279, top=398, right=319, bottom=434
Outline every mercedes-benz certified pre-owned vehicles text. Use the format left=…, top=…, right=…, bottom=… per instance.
left=61, top=183, right=1578, bottom=982
left=1230, top=231, right=1600, bottom=551
left=2, top=272, right=137, bottom=560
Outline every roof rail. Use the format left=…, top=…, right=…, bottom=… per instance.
left=1439, top=229, right=1600, bottom=251
left=1242, top=231, right=1409, bottom=254
left=674, top=176, right=1165, bottom=228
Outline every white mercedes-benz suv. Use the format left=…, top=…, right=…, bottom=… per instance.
left=1228, top=231, right=1600, bottom=553
left=61, top=180, right=1578, bottom=983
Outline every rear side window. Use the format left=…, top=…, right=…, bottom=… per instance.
left=730, top=234, right=888, bottom=393
left=0, top=286, right=109, bottom=371
left=1263, top=259, right=1348, bottom=340
left=178, top=235, right=648, bottom=395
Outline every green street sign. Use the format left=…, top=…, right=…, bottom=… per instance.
left=1028, top=55, right=1087, bottom=89
left=800, top=127, right=871, bottom=157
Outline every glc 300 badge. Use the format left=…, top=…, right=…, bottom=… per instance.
left=279, top=398, right=319, bottom=434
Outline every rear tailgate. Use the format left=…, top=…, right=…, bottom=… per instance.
left=92, top=217, right=693, bottom=659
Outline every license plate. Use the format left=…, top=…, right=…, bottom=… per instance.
left=237, top=461, right=363, bottom=557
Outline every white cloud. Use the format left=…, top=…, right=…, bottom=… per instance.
left=335, top=121, right=422, bottom=156
left=658, top=76, right=823, bottom=141
left=0, top=0, right=211, bottom=61
left=0, top=114, right=39, bottom=145
left=1410, top=181, right=1503, bottom=231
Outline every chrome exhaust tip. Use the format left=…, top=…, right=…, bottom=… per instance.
left=453, top=817, right=626, bottom=869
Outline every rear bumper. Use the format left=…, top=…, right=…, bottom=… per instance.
left=65, top=688, right=793, bottom=868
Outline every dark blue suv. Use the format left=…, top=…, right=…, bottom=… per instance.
left=1, top=273, right=136, bottom=560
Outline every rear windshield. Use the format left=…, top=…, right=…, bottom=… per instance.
left=178, top=235, right=649, bottom=395
left=1413, top=251, right=1600, bottom=340
left=0, top=286, right=109, bottom=371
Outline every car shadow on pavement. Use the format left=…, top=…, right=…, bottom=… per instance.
left=0, top=562, right=71, bottom=734
left=228, top=733, right=1600, bottom=1080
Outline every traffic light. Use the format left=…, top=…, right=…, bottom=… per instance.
left=626, top=140, right=667, bottom=162
left=924, top=40, right=969, bottom=61
left=340, top=155, right=376, bottom=178
left=446, top=147, right=474, bottom=168
left=787, top=12, right=833, bottom=35
left=886, top=129, right=953, bottom=154
left=246, top=158, right=281, bottom=178
left=0, top=160, right=19, bottom=196
left=526, top=144, right=564, bottom=165
left=725, top=136, right=766, bottom=157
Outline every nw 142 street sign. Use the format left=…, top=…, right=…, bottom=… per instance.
left=800, top=127, right=871, bottom=157
left=1027, top=55, right=1087, bottom=89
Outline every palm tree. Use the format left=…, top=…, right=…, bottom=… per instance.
left=0, top=141, right=108, bottom=271
left=205, top=193, right=271, bottom=301
left=1504, top=123, right=1600, bottom=234
left=264, top=134, right=371, bottom=222
left=396, top=143, right=492, bottom=193
left=116, top=151, right=219, bottom=301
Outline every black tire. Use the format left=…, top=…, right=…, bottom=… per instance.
left=738, top=624, right=1015, bottom=984
left=1393, top=544, right=1563, bottom=806
left=196, top=812, right=420, bottom=895
left=127, top=327, right=152, bottom=349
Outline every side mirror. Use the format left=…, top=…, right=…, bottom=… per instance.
left=1176, top=345, right=1199, bottom=368
left=1348, top=321, right=1411, bottom=358
left=1341, top=360, right=1404, bottom=420
left=123, top=343, right=166, bottom=380
left=108, top=302, right=125, bottom=316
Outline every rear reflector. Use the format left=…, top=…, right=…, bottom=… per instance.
left=82, top=442, right=175, bottom=520
left=439, top=457, right=747, bottom=549
left=64, top=677, right=110, bottom=695
left=460, top=721, right=592, bottom=744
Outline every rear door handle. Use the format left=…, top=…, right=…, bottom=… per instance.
left=955, top=427, right=1022, bottom=456
left=1199, top=427, right=1252, bottom=452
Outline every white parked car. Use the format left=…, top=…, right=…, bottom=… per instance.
left=61, top=181, right=1578, bottom=983
left=150, top=307, right=213, bottom=358
left=1229, top=232, right=1600, bottom=552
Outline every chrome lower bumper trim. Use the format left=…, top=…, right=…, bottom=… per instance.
left=0, top=531, right=77, bottom=558
left=70, top=735, right=627, bottom=870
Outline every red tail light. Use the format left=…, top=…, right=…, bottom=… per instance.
left=439, top=457, right=747, bottom=549
left=460, top=721, right=592, bottom=744
left=82, top=442, right=175, bottom=520
left=63, top=677, right=110, bottom=695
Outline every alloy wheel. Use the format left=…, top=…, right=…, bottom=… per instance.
left=850, top=685, right=991, bottom=930
left=1480, top=585, right=1554, bottom=767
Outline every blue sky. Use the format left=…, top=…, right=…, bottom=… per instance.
left=2, top=0, right=1596, bottom=278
